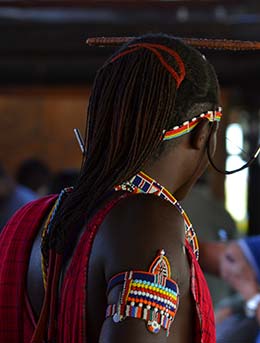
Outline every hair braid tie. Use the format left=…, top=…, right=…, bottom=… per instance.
left=110, top=42, right=186, bottom=88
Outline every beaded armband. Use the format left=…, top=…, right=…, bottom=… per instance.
left=106, top=249, right=179, bottom=336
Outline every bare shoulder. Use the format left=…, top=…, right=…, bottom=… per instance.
left=96, top=193, right=189, bottom=287
left=94, top=193, right=193, bottom=343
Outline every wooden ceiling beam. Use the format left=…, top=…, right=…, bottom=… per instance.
left=0, top=1, right=248, bottom=9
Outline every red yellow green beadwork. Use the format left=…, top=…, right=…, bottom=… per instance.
left=106, top=249, right=179, bottom=336
left=163, top=107, right=222, bottom=141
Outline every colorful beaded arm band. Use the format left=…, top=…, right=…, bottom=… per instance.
left=106, top=249, right=179, bottom=336
left=163, top=107, right=222, bottom=141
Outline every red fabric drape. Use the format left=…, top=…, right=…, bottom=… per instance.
left=186, top=242, right=216, bottom=343
left=0, top=195, right=58, bottom=343
left=0, top=194, right=215, bottom=343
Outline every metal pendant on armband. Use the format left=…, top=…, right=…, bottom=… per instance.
left=105, top=249, right=180, bottom=336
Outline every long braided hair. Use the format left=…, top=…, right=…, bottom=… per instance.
left=45, top=33, right=220, bottom=258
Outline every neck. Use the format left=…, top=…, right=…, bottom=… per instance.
left=142, top=149, right=191, bottom=200
left=141, top=139, right=204, bottom=200
left=142, top=162, right=182, bottom=196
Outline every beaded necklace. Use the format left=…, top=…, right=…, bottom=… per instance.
left=115, top=171, right=199, bottom=259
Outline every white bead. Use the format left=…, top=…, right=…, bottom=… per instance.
left=160, top=249, right=165, bottom=256
left=113, top=313, right=120, bottom=323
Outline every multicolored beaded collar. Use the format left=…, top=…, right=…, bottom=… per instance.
left=162, top=107, right=222, bottom=141
left=114, top=171, right=199, bottom=259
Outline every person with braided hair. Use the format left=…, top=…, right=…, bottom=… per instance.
left=0, top=33, right=222, bottom=342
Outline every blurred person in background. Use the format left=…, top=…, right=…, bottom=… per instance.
left=184, top=176, right=260, bottom=343
left=182, top=173, right=238, bottom=307
left=16, top=158, right=51, bottom=196
left=0, top=163, right=37, bottom=231
left=219, top=236, right=260, bottom=343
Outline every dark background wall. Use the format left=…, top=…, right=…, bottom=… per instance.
left=0, top=1, right=259, bottom=233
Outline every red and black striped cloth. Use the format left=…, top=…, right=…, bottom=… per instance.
left=0, top=194, right=215, bottom=342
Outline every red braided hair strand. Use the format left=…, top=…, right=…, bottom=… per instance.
left=110, top=43, right=186, bottom=88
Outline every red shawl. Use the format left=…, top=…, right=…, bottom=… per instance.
left=0, top=195, right=57, bottom=343
left=0, top=195, right=215, bottom=343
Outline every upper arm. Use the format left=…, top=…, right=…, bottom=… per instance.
left=98, top=194, right=192, bottom=343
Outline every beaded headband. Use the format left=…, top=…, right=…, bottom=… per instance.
left=162, top=107, right=222, bottom=141
left=74, top=107, right=223, bottom=152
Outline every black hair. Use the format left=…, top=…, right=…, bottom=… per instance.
left=44, top=33, right=220, bottom=257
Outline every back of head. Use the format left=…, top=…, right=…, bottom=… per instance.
left=83, top=33, right=219, bottom=197
left=94, top=34, right=218, bottom=120
left=49, top=33, right=220, bottom=254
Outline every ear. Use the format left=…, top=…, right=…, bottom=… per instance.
left=189, top=120, right=211, bottom=150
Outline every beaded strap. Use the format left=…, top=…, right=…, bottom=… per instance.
left=115, top=171, right=199, bottom=260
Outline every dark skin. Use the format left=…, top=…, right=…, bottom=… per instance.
left=90, top=195, right=193, bottom=343
left=27, top=114, right=218, bottom=342
left=199, top=241, right=226, bottom=276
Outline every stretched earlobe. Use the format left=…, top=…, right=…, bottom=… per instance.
left=189, top=120, right=211, bottom=150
